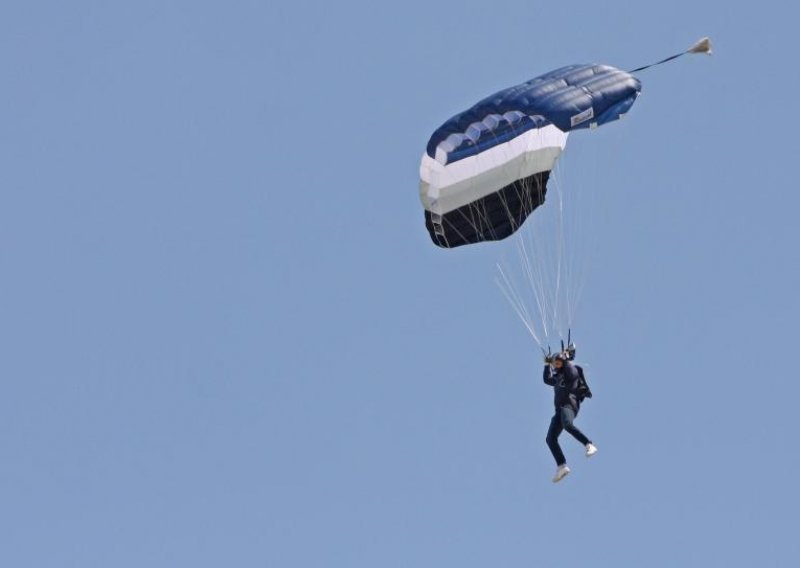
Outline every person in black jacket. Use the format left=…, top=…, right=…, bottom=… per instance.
left=543, top=352, right=597, bottom=482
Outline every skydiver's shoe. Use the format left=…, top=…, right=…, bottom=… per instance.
left=585, top=443, right=598, bottom=458
left=552, top=465, right=570, bottom=483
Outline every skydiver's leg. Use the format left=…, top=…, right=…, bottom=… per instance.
left=546, top=412, right=566, bottom=466
left=559, top=406, right=591, bottom=446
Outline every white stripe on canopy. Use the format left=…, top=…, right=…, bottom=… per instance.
left=419, top=124, right=568, bottom=215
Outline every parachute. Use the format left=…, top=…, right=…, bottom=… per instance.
left=419, top=64, right=640, bottom=248
left=418, top=39, right=711, bottom=348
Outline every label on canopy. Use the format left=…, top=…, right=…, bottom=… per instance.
left=570, top=107, right=594, bottom=127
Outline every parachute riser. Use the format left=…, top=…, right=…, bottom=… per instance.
left=545, top=329, right=576, bottom=363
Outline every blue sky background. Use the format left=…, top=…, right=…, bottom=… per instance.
left=2, top=1, right=798, bottom=566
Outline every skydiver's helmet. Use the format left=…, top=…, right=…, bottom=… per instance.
left=565, top=343, right=576, bottom=361
left=553, top=352, right=568, bottom=363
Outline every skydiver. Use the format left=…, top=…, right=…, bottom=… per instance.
left=543, top=352, right=597, bottom=483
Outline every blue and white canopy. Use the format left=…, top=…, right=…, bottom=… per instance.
left=420, top=63, right=641, bottom=248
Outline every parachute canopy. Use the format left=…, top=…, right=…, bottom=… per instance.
left=420, top=64, right=641, bottom=248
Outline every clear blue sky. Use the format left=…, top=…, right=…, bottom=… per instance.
left=2, top=1, right=798, bottom=566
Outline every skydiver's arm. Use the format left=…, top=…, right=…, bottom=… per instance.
left=543, top=365, right=556, bottom=386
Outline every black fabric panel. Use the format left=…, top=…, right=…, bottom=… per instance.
left=424, top=171, right=551, bottom=248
